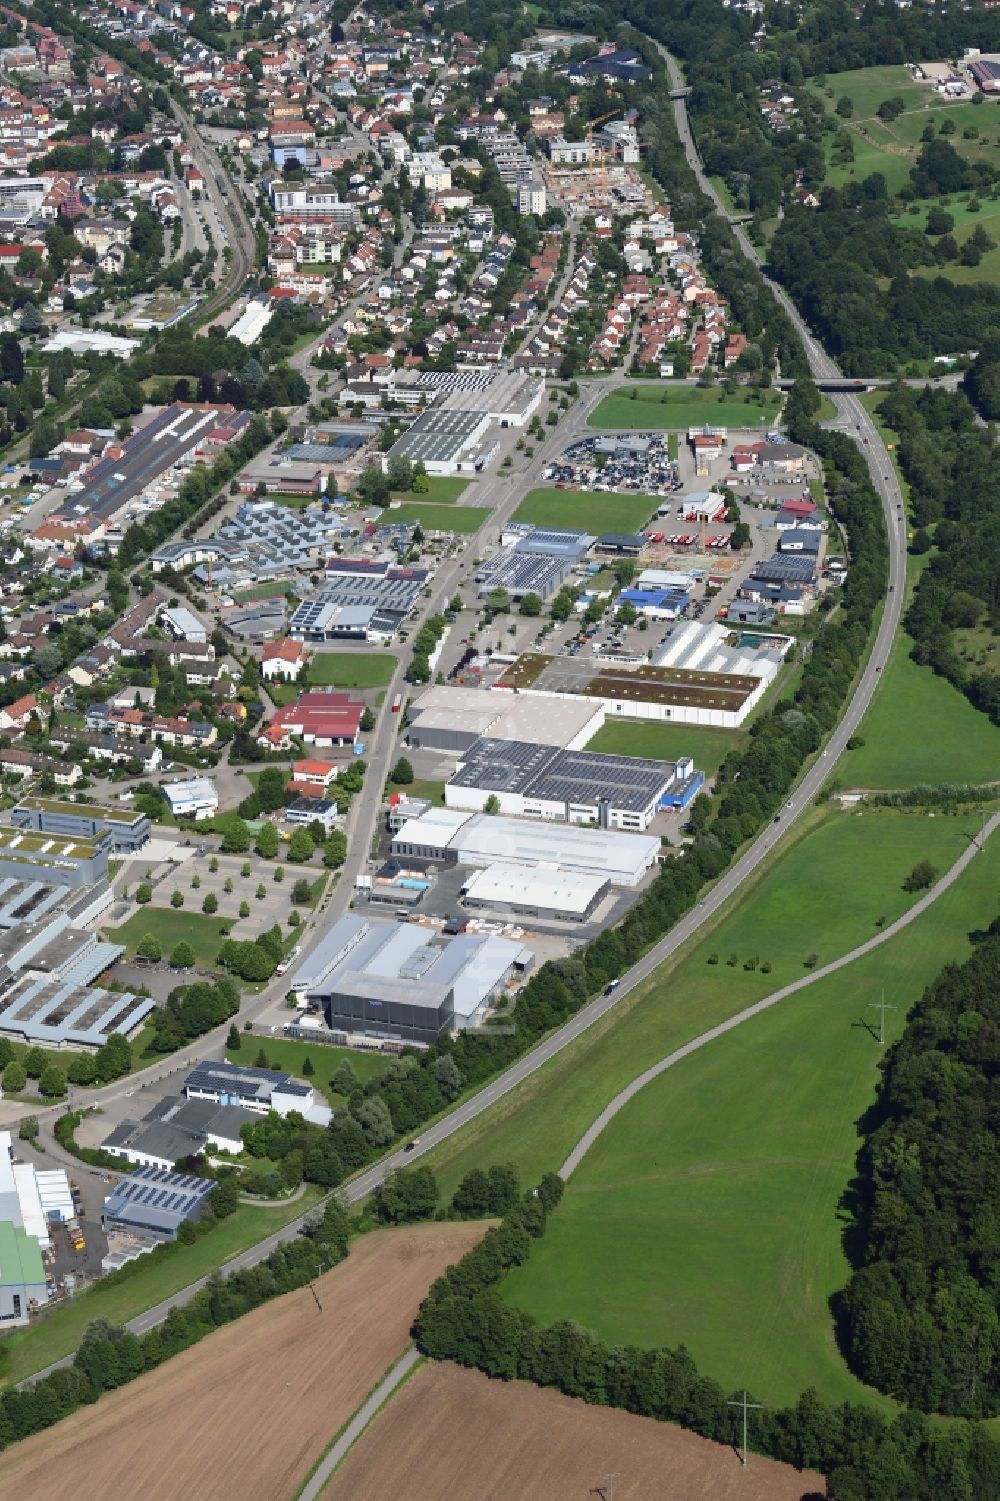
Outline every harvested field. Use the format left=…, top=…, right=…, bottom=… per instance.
left=321, top=1362, right=826, bottom=1501
left=3, top=1223, right=487, bottom=1501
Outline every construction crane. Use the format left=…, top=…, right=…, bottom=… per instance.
left=585, top=108, right=620, bottom=140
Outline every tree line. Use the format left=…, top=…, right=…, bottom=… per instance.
left=0, top=1198, right=350, bottom=1452
left=413, top=1165, right=1000, bottom=1500
left=207, top=378, right=888, bottom=1207
left=876, top=381, right=1000, bottom=726
left=768, top=178, right=1000, bottom=374
left=837, top=927, right=1000, bottom=1417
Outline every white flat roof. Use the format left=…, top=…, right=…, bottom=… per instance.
left=163, top=777, right=218, bottom=807
left=410, top=684, right=604, bottom=748
left=464, top=862, right=607, bottom=915
left=403, top=809, right=659, bottom=884
left=35, top=1168, right=73, bottom=1216
left=394, top=806, right=473, bottom=849
left=12, top=1162, right=48, bottom=1245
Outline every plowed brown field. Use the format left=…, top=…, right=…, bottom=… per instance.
left=3, top=1222, right=487, bottom=1501
left=322, top=1361, right=827, bottom=1501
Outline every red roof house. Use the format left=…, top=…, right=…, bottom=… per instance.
left=258, top=690, right=363, bottom=750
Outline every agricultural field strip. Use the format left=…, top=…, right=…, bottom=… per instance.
left=559, top=812, right=1000, bottom=1181
left=297, top=1346, right=422, bottom=1501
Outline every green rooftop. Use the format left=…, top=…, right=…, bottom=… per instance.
left=14, top=796, right=143, bottom=827
left=0, top=825, right=100, bottom=861
left=0, top=1220, right=45, bottom=1290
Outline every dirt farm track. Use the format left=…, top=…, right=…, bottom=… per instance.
left=321, top=1362, right=827, bottom=1501
left=2, top=1222, right=487, bottom=1501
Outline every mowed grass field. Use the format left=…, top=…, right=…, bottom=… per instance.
left=589, top=385, right=783, bottom=431
left=513, top=487, right=660, bottom=534
left=807, top=64, right=927, bottom=123
left=391, top=476, right=470, bottom=504
left=906, top=204, right=1000, bottom=285
left=378, top=501, right=489, bottom=533
left=585, top=718, right=745, bottom=777
left=811, top=65, right=1000, bottom=190
left=502, top=819, right=1000, bottom=1411
left=109, top=908, right=234, bottom=967
left=226, top=1036, right=388, bottom=1106
left=844, top=629, right=1000, bottom=787
left=427, top=807, right=984, bottom=1203
left=846, top=393, right=1000, bottom=786
left=308, top=650, right=397, bottom=688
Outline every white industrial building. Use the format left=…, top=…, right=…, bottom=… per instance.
left=383, top=407, right=491, bottom=477
left=0, top=1130, right=73, bottom=1324
left=183, top=1059, right=330, bottom=1125
left=405, top=683, right=604, bottom=756
left=391, top=805, right=660, bottom=886
left=653, top=619, right=788, bottom=686
left=159, top=604, right=208, bottom=644
left=162, top=776, right=219, bottom=820
left=461, top=863, right=608, bottom=922
left=229, top=298, right=274, bottom=346
left=103, top=1092, right=269, bottom=1169
left=634, top=568, right=695, bottom=592
left=444, top=739, right=683, bottom=832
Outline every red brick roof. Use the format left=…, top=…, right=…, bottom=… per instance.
left=263, top=638, right=308, bottom=664
left=269, top=690, right=362, bottom=742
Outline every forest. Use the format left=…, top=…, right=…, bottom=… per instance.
left=768, top=178, right=1000, bottom=372
left=837, top=927, right=1000, bottom=1415
left=875, top=381, right=1000, bottom=725
left=415, top=1159, right=1000, bottom=1500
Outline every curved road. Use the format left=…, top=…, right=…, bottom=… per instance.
left=15, top=46, right=911, bottom=1385
left=560, top=812, right=999, bottom=1179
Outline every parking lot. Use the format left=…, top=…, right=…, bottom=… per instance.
left=545, top=433, right=681, bottom=496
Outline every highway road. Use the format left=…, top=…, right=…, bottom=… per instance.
left=11, top=53, right=913, bottom=1386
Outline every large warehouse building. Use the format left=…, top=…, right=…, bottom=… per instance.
left=405, top=684, right=604, bottom=756
left=383, top=407, right=492, bottom=477
left=461, top=863, right=609, bottom=922
left=288, top=913, right=532, bottom=1044
left=444, top=737, right=694, bottom=831
left=391, top=805, right=660, bottom=886
left=652, top=619, right=788, bottom=688
left=102, top=1166, right=216, bottom=1241
left=496, top=649, right=766, bottom=729
left=0, top=884, right=154, bottom=1050
left=0, top=824, right=109, bottom=889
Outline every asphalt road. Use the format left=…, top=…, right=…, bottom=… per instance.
left=560, top=811, right=1000, bottom=1179
left=13, top=56, right=912, bottom=1386
left=298, top=1345, right=421, bottom=1501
